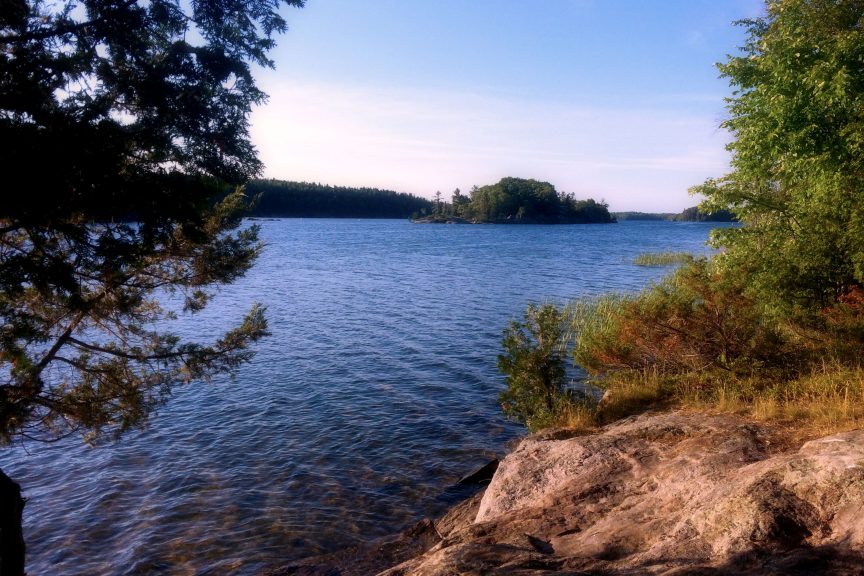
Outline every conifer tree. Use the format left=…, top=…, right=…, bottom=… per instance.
left=1, top=1, right=303, bottom=568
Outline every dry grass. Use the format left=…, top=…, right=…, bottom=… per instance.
left=593, top=370, right=670, bottom=423
left=557, top=364, right=864, bottom=442
left=677, top=365, right=864, bottom=438
left=546, top=399, right=599, bottom=433
left=755, top=366, right=864, bottom=437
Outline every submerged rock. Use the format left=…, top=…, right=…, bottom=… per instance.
left=271, top=412, right=864, bottom=575
left=266, top=518, right=442, bottom=576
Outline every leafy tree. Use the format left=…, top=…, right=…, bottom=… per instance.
left=1, top=0, right=302, bottom=569
left=693, top=0, right=864, bottom=314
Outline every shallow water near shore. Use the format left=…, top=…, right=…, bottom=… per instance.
left=0, top=219, right=727, bottom=575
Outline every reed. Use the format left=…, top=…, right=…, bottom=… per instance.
left=633, top=251, right=694, bottom=266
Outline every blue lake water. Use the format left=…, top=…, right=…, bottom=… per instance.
left=0, top=219, right=727, bottom=575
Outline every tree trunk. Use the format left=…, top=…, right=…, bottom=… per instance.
left=0, top=469, right=25, bottom=576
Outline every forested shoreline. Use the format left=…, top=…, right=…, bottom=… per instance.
left=613, top=207, right=737, bottom=222
left=245, top=177, right=733, bottom=224
left=245, top=177, right=618, bottom=223
left=246, top=179, right=433, bottom=218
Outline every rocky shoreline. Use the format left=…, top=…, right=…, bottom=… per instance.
left=269, top=412, right=864, bottom=575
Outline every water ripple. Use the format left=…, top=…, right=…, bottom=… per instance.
left=0, top=219, right=726, bottom=574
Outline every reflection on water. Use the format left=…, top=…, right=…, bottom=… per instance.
left=0, top=219, right=725, bottom=574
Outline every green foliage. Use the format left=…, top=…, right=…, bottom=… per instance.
left=451, top=188, right=472, bottom=218
left=692, top=0, right=864, bottom=312
left=498, top=304, right=588, bottom=431
left=497, top=0, right=864, bottom=435
left=0, top=0, right=302, bottom=444
left=468, top=177, right=615, bottom=224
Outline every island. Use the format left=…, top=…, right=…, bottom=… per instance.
left=413, top=177, right=616, bottom=224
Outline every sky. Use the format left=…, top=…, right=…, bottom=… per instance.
left=251, top=0, right=765, bottom=212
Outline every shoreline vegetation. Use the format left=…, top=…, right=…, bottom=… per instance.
left=613, top=207, right=737, bottom=222
left=498, top=261, right=864, bottom=443
left=244, top=177, right=727, bottom=223
left=495, top=0, right=864, bottom=446
left=246, top=179, right=432, bottom=218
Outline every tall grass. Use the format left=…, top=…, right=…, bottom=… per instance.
left=633, top=251, right=694, bottom=266
left=711, top=365, right=864, bottom=436
left=584, top=364, right=864, bottom=441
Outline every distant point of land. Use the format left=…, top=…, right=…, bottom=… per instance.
left=614, top=207, right=737, bottom=222
left=246, top=179, right=432, bottom=218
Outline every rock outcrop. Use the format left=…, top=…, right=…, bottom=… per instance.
left=272, top=412, right=864, bottom=575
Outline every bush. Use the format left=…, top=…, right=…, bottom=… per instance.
left=572, top=259, right=790, bottom=378
left=498, top=304, right=595, bottom=431
left=498, top=261, right=864, bottom=435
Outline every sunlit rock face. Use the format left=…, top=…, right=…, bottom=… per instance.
left=395, top=413, right=864, bottom=575
left=274, top=412, right=864, bottom=575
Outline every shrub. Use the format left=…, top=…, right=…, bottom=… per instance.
left=498, top=304, right=592, bottom=431
left=572, top=259, right=790, bottom=378
left=814, top=286, right=864, bottom=362
left=499, top=262, right=864, bottom=435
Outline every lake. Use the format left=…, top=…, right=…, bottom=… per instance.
left=0, top=219, right=727, bottom=575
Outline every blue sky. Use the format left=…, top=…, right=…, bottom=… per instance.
left=251, top=0, right=765, bottom=212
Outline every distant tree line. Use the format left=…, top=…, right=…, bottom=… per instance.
left=613, top=207, right=737, bottom=222
left=422, top=177, right=614, bottom=224
left=613, top=212, right=675, bottom=221
left=673, top=207, right=737, bottom=222
left=246, top=179, right=433, bottom=218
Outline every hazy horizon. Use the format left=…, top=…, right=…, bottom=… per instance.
left=251, top=0, right=764, bottom=212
